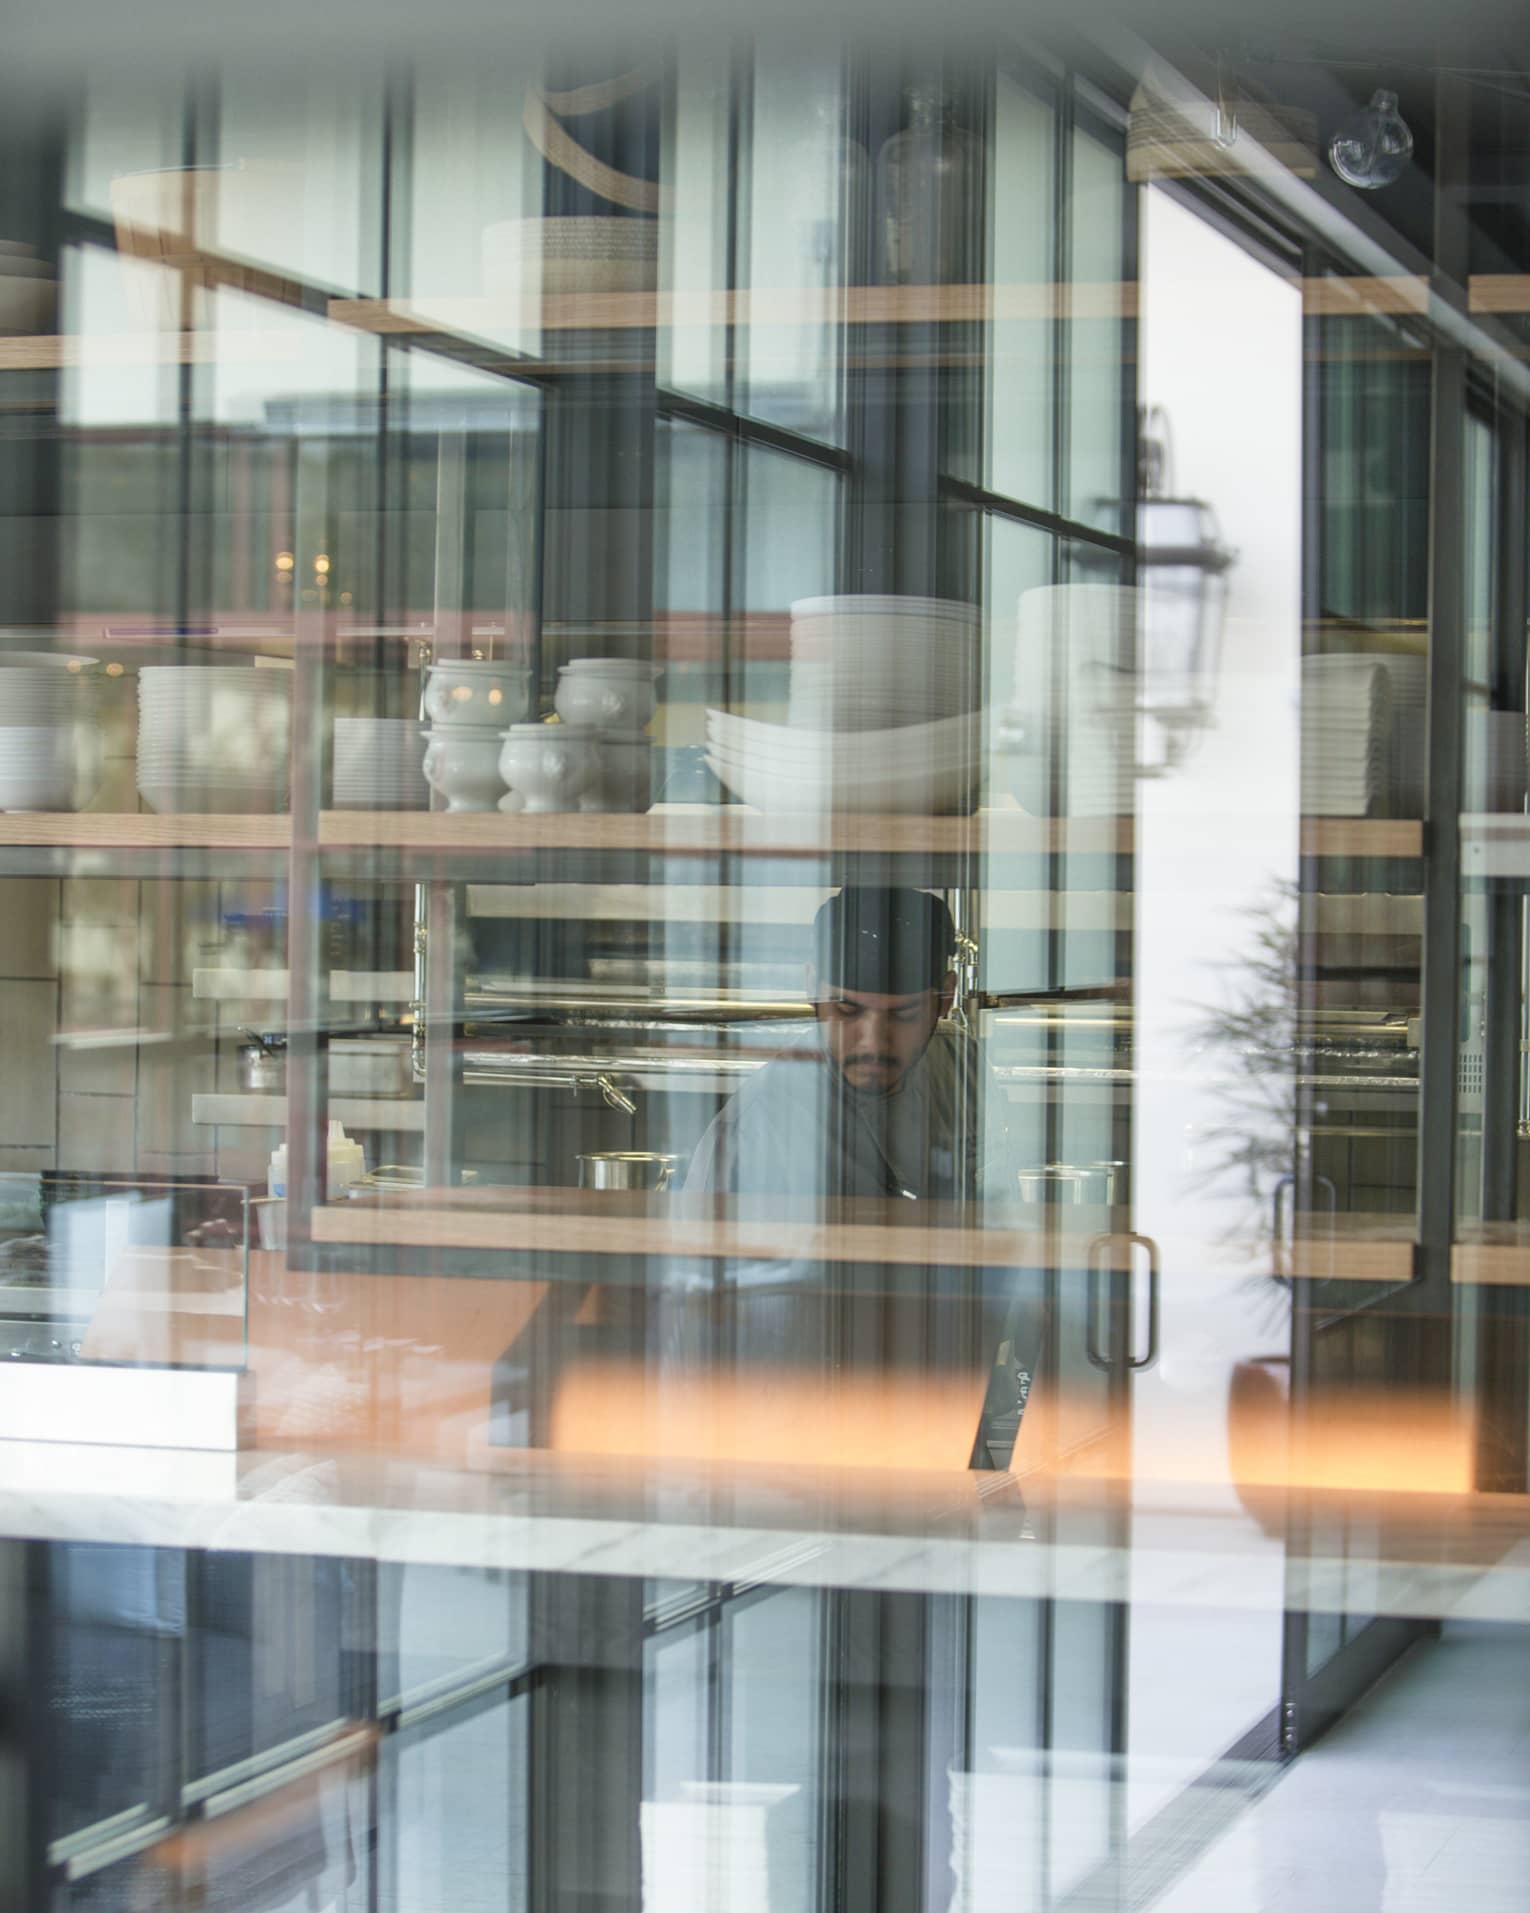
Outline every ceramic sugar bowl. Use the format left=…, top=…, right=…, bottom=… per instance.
left=420, top=727, right=505, bottom=812
left=553, top=658, right=658, bottom=734
left=498, top=722, right=600, bottom=813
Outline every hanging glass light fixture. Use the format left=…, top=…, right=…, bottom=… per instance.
left=1132, top=406, right=1237, bottom=770
left=1328, top=89, right=1413, bottom=190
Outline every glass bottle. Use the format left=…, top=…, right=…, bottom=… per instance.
left=876, top=84, right=982, bottom=287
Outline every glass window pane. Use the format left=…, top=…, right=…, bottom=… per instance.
left=644, top=1617, right=711, bottom=1802
left=742, top=42, right=858, bottom=444
left=662, top=45, right=732, bottom=405
left=1066, top=121, right=1128, bottom=533
left=378, top=1564, right=529, bottom=1708
left=738, top=446, right=839, bottom=712
left=408, top=54, right=542, bottom=359
left=722, top=1589, right=821, bottom=1913
left=987, top=70, right=1056, bottom=509
left=215, top=64, right=378, bottom=293
left=381, top=1694, right=528, bottom=1913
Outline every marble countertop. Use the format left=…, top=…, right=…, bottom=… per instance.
left=0, top=1436, right=1526, bottom=1627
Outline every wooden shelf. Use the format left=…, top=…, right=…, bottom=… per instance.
left=313, top=1190, right=1416, bottom=1279
left=192, top=968, right=413, bottom=1003
left=1278, top=1218, right=1416, bottom=1284
left=1, top=275, right=1518, bottom=380
left=318, top=807, right=1133, bottom=859
left=315, top=1192, right=1106, bottom=1268
left=0, top=812, right=290, bottom=849
left=1299, top=818, right=1423, bottom=859
left=1453, top=1226, right=1530, bottom=1286
left=192, top=1092, right=425, bottom=1131
left=0, top=810, right=1423, bottom=866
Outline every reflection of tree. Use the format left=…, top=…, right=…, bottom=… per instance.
left=1183, top=879, right=1298, bottom=1296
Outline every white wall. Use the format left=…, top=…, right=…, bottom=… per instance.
left=1127, top=183, right=1303, bottom=1818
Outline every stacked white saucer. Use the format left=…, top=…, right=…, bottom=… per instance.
left=136, top=665, right=291, bottom=814
left=0, top=652, right=103, bottom=811
left=1301, top=655, right=1393, bottom=817
left=333, top=717, right=429, bottom=810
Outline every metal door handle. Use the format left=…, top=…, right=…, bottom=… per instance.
left=1124, top=1231, right=1160, bottom=1371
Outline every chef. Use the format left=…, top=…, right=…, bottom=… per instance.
left=676, top=884, right=1035, bottom=1465
left=684, top=883, right=1000, bottom=1201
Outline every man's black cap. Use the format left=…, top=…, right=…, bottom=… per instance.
left=812, top=886, right=955, bottom=995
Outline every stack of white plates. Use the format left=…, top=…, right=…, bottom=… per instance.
left=0, top=652, right=102, bottom=811
left=787, top=594, right=980, bottom=732
left=482, top=216, right=660, bottom=298
left=706, top=708, right=979, bottom=814
left=1376, top=653, right=1426, bottom=814
left=136, top=665, right=291, bottom=814
left=333, top=717, right=429, bottom=810
left=1301, top=656, right=1393, bottom=816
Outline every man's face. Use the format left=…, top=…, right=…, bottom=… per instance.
left=810, top=971, right=950, bottom=1094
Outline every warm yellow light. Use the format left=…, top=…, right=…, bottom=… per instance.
left=105, top=662, right=124, bottom=678
left=313, top=555, right=331, bottom=576
left=487, top=687, right=502, bottom=705
left=65, top=659, right=82, bottom=673
left=339, top=591, right=353, bottom=606
left=274, top=551, right=295, bottom=572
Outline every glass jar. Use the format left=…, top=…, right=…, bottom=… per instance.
left=876, top=85, right=982, bottom=287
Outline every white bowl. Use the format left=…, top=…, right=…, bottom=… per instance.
left=706, top=708, right=978, bottom=761
left=705, top=748, right=976, bottom=815
left=423, top=661, right=533, bottom=730
left=420, top=726, right=505, bottom=812
left=554, top=664, right=656, bottom=733
left=498, top=723, right=600, bottom=813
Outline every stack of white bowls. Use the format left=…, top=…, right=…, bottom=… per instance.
left=333, top=717, right=429, bottom=810
left=705, top=595, right=981, bottom=814
left=420, top=658, right=532, bottom=814
left=787, top=595, right=981, bottom=731
left=136, top=665, right=291, bottom=814
left=0, top=651, right=103, bottom=812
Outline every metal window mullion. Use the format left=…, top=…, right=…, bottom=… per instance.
left=1481, top=406, right=1528, bottom=1223
left=1414, top=76, right=1471, bottom=1341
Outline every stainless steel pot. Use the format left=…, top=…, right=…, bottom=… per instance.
left=1016, top=1162, right=1118, bottom=1204
left=238, top=1036, right=285, bottom=1093
left=577, top=1151, right=679, bottom=1193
